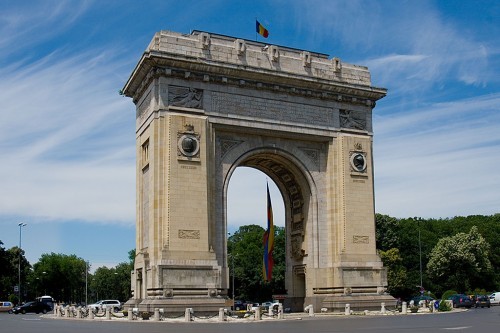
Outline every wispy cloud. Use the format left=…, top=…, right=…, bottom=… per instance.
left=374, top=93, right=500, bottom=218
left=0, top=45, right=135, bottom=225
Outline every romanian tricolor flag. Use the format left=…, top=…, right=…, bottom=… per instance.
left=256, top=20, right=269, bottom=38
left=263, top=183, right=275, bottom=281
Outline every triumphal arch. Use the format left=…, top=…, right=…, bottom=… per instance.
left=122, top=30, right=393, bottom=312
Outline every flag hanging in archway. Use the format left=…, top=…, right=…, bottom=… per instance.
left=263, top=183, right=275, bottom=281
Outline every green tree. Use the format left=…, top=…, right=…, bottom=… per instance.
left=228, top=225, right=285, bottom=303
left=379, top=248, right=409, bottom=297
left=427, top=226, right=494, bottom=293
left=31, top=253, right=87, bottom=304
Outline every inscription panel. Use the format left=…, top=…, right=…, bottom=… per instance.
left=211, top=91, right=335, bottom=127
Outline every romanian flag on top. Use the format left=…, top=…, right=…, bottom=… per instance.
left=256, top=20, right=269, bottom=38
left=262, top=183, right=275, bottom=281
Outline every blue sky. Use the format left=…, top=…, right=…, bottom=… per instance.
left=1, top=0, right=499, bottom=270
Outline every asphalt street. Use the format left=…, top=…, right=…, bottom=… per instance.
left=1, top=306, right=499, bottom=333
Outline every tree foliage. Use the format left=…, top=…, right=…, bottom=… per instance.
left=376, top=214, right=500, bottom=298
left=30, top=253, right=88, bottom=304
left=427, top=226, right=493, bottom=293
left=228, top=225, right=285, bottom=302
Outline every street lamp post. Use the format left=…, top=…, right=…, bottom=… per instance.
left=18, top=222, right=27, bottom=304
left=417, top=218, right=423, bottom=291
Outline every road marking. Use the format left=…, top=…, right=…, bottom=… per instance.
left=443, top=327, right=471, bottom=330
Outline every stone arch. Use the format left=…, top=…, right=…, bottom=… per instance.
left=123, top=30, right=393, bottom=313
left=220, top=144, right=320, bottom=310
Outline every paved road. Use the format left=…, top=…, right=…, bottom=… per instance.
left=1, top=307, right=499, bottom=333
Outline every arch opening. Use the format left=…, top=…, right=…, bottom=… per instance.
left=224, top=149, right=315, bottom=310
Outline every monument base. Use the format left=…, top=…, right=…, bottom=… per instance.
left=125, top=297, right=228, bottom=314
left=317, top=294, right=397, bottom=312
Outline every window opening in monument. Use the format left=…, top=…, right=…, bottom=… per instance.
left=227, top=166, right=286, bottom=303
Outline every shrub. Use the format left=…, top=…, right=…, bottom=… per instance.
left=438, top=300, right=452, bottom=312
left=441, top=290, right=458, bottom=300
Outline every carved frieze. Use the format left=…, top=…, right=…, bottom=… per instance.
left=353, top=235, right=369, bottom=244
left=340, top=109, right=366, bottom=130
left=178, top=229, right=201, bottom=239
left=168, top=86, right=203, bottom=109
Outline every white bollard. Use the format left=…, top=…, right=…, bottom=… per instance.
left=106, top=306, right=111, bottom=320
left=128, top=308, right=133, bottom=320
left=219, top=308, right=225, bottom=322
left=153, top=308, right=159, bottom=321
left=307, top=305, right=314, bottom=317
left=77, top=307, right=82, bottom=319
left=89, top=308, right=94, bottom=320
left=254, top=307, right=261, bottom=320
left=268, top=306, right=274, bottom=317
left=402, top=301, right=407, bottom=314
left=185, top=308, right=192, bottom=322
left=345, top=303, right=350, bottom=316
left=381, top=302, right=386, bottom=314
left=277, top=303, right=284, bottom=319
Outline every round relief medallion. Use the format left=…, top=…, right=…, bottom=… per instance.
left=350, top=153, right=367, bottom=172
left=178, top=135, right=200, bottom=157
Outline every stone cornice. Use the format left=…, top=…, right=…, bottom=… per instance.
left=123, top=30, right=387, bottom=105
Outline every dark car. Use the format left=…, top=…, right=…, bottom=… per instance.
left=12, top=301, right=52, bottom=314
left=447, top=294, right=472, bottom=308
left=411, top=295, right=434, bottom=306
left=233, top=300, right=246, bottom=311
left=474, top=295, right=491, bottom=308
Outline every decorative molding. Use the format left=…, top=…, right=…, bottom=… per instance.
left=178, top=229, right=201, bottom=239
left=353, top=235, right=369, bottom=244
left=299, top=148, right=320, bottom=166
left=219, top=137, right=243, bottom=159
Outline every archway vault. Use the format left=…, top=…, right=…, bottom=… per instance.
left=123, top=30, right=394, bottom=312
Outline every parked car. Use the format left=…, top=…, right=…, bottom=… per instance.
left=87, top=300, right=121, bottom=312
left=474, top=295, right=491, bottom=308
left=35, top=295, right=55, bottom=310
left=489, top=292, right=500, bottom=305
left=12, top=301, right=52, bottom=314
left=233, top=300, right=246, bottom=311
left=0, top=301, right=13, bottom=313
left=411, top=295, right=434, bottom=306
left=447, top=294, right=472, bottom=308
left=261, top=301, right=273, bottom=310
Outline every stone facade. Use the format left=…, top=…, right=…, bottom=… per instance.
left=122, top=30, right=394, bottom=312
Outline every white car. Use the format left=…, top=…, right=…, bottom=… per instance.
left=489, top=292, right=500, bottom=305
left=88, top=300, right=121, bottom=312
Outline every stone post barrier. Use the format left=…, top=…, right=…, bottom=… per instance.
left=218, top=308, right=225, bottom=322
left=76, top=307, right=82, bottom=319
left=185, top=308, right=192, bottom=322
left=268, top=306, right=273, bottom=317
left=153, top=308, right=160, bottom=321
left=254, top=307, right=261, bottom=320
left=381, top=302, right=386, bottom=314
left=128, top=308, right=133, bottom=320
left=65, top=306, right=70, bottom=318
left=277, top=303, right=284, bottom=319
left=402, top=301, right=407, bottom=314
left=345, top=304, right=350, bottom=315
left=106, top=307, right=111, bottom=320
left=89, top=308, right=94, bottom=320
